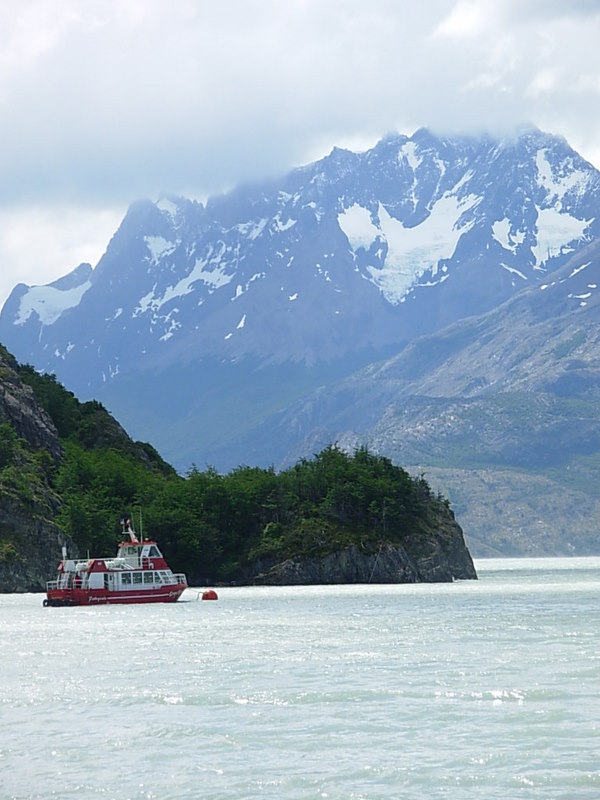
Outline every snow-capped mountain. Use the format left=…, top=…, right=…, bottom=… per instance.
left=1, top=126, right=599, bottom=478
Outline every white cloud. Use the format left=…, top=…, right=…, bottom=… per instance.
left=433, top=1, right=490, bottom=38
left=526, top=68, right=562, bottom=98
left=0, top=205, right=123, bottom=307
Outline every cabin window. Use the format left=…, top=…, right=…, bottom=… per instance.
left=143, top=572, right=154, bottom=584
left=148, top=546, right=160, bottom=557
left=122, top=573, right=131, bottom=585
left=133, top=572, right=143, bottom=584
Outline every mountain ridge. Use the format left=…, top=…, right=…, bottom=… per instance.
left=4, top=126, right=598, bottom=385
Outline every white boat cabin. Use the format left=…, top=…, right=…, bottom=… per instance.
left=52, top=540, right=186, bottom=593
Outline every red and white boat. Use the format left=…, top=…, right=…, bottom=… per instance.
left=44, top=520, right=188, bottom=606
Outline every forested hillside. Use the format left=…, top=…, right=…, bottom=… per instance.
left=0, top=345, right=475, bottom=588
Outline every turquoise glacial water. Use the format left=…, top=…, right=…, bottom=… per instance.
left=1, top=557, right=599, bottom=799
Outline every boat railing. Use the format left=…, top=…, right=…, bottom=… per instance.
left=47, top=573, right=187, bottom=590
left=46, top=579, right=78, bottom=592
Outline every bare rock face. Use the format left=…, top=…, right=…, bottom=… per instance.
left=253, top=544, right=420, bottom=585
left=0, top=347, right=70, bottom=591
left=0, top=348, right=61, bottom=462
left=0, top=497, right=70, bottom=592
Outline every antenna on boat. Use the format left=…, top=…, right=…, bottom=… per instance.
left=121, top=515, right=139, bottom=543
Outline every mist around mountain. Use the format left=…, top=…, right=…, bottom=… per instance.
left=2, top=126, right=600, bottom=556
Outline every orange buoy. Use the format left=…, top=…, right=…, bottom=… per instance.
left=201, top=589, right=218, bottom=601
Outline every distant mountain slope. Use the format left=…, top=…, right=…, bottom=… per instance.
left=256, top=240, right=600, bottom=555
left=1, top=127, right=600, bottom=556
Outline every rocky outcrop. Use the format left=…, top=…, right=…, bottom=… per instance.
left=0, top=495, right=69, bottom=592
left=252, top=544, right=418, bottom=585
left=0, top=347, right=62, bottom=463
left=251, top=509, right=476, bottom=585
left=0, top=345, right=72, bottom=591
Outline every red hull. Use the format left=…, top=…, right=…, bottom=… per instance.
left=45, top=584, right=187, bottom=606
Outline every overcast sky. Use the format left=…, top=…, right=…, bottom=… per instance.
left=1, top=0, right=600, bottom=309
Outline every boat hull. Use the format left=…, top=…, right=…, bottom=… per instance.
left=45, top=584, right=187, bottom=606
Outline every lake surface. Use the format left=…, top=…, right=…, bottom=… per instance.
left=2, top=558, right=600, bottom=799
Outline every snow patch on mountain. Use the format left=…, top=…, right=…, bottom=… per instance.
left=400, top=141, right=422, bottom=172
left=338, top=204, right=379, bottom=250
left=373, top=193, right=479, bottom=303
left=156, top=197, right=179, bottom=219
left=273, top=214, right=297, bottom=232
left=532, top=206, right=591, bottom=268
left=237, top=218, right=268, bottom=240
left=159, top=312, right=181, bottom=341
left=492, top=218, right=526, bottom=253
left=145, top=235, right=177, bottom=265
left=134, top=248, right=234, bottom=317
left=340, top=192, right=479, bottom=304
left=536, top=149, right=590, bottom=202
left=570, top=262, right=591, bottom=278
left=500, top=263, right=527, bottom=281
left=16, top=280, right=92, bottom=326
left=232, top=272, right=265, bottom=302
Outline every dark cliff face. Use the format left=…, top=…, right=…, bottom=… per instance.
left=0, top=348, right=61, bottom=462
left=0, top=346, right=70, bottom=592
left=0, top=496, right=70, bottom=592
left=250, top=502, right=476, bottom=585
